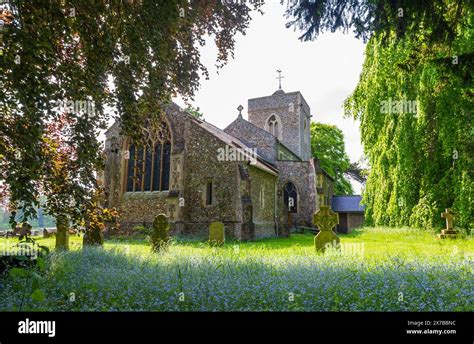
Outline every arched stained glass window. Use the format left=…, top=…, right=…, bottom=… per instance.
left=125, top=119, right=171, bottom=192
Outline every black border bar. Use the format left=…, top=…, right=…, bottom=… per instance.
left=0, top=312, right=472, bottom=342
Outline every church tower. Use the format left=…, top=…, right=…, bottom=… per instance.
left=247, top=89, right=312, bottom=161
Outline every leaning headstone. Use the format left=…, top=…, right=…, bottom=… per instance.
left=83, top=226, right=104, bottom=246
left=209, top=221, right=225, bottom=246
left=312, top=206, right=340, bottom=253
left=151, top=214, right=170, bottom=252
left=12, top=223, right=31, bottom=239
left=19, top=222, right=32, bottom=240
left=55, top=215, right=70, bottom=250
left=438, top=208, right=463, bottom=239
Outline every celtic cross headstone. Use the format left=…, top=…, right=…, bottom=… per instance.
left=312, top=205, right=340, bottom=252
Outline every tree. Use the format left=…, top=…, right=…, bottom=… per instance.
left=310, top=122, right=353, bottom=195
left=346, top=161, right=368, bottom=185
left=0, top=1, right=261, bottom=237
left=40, top=114, right=119, bottom=249
left=344, top=31, right=473, bottom=229
left=286, top=0, right=473, bottom=229
left=41, top=115, right=78, bottom=249
left=284, top=0, right=469, bottom=45
left=185, top=106, right=204, bottom=120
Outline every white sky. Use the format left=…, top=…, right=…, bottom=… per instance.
left=174, top=2, right=366, bottom=166
left=102, top=2, right=367, bottom=193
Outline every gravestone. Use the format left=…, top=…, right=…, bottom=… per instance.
left=312, top=206, right=340, bottom=253
left=209, top=221, right=225, bottom=246
left=83, top=226, right=104, bottom=246
left=151, top=214, right=170, bottom=251
left=438, top=208, right=462, bottom=239
left=55, top=215, right=69, bottom=250
left=12, top=222, right=31, bottom=239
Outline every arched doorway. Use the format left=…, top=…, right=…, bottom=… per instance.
left=283, top=182, right=298, bottom=233
left=284, top=182, right=298, bottom=213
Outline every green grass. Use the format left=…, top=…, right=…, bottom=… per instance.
left=2, top=226, right=470, bottom=259
left=0, top=227, right=472, bottom=311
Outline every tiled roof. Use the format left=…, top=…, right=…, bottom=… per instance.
left=332, top=195, right=365, bottom=213
left=192, top=117, right=279, bottom=176
left=224, top=116, right=278, bottom=164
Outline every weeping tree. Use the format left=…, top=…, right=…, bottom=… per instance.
left=344, top=31, right=473, bottom=229
left=285, top=0, right=473, bottom=229
left=0, top=0, right=261, bottom=246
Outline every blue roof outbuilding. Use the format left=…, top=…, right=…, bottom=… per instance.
left=331, top=195, right=365, bottom=213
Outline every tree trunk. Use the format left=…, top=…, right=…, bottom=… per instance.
left=55, top=215, right=69, bottom=250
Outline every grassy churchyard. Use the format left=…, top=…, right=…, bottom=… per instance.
left=0, top=227, right=472, bottom=312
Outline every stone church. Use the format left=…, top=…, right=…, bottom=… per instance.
left=102, top=89, right=334, bottom=240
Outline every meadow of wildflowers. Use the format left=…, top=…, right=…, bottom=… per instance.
left=0, top=228, right=472, bottom=311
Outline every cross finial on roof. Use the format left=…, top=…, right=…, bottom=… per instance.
left=276, top=69, right=284, bottom=90
left=237, top=105, right=244, bottom=118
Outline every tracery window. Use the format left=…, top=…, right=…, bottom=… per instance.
left=266, top=114, right=282, bottom=139
left=125, top=119, right=171, bottom=192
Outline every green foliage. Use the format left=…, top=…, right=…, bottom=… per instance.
left=185, top=106, right=204, bottom=120
left=344, top=10, right=473, bottom=229
left=284, top=0, right=468, bottom=44
left=0, top=1, right=261, bottom=231
left=4, top=237, right=49, bottom=310
left=310, top=122, right=354, bottom=195
left=409, top=195, right=440, bottom=229
left=151, top=214, right=170, bottom=252
left=0, top=206, right=55, bottom=230
left=82, top=191, right=120, bottom=247
left=134, top=225, right=152, bottom=236
left=284, top=0, right=473, bottom=229
left=30, top=289, right=46, bottom=302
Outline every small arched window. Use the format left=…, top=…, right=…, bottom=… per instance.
left=266, top=114, right=282, bottom=139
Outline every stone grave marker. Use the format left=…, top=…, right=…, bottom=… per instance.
left=209, top=221, right=225, bottom=246
left=438, top=208, right=463, bottom=239
left=312, top=205, right=340, bottom=253
left=151, top=214, right=170, bottom=251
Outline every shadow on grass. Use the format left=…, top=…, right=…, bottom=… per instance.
left=1, top=244, right=472, bottom=312
left=102, top=234, right=316, bottom=251
left=339, top=227, right=366, bottom=238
